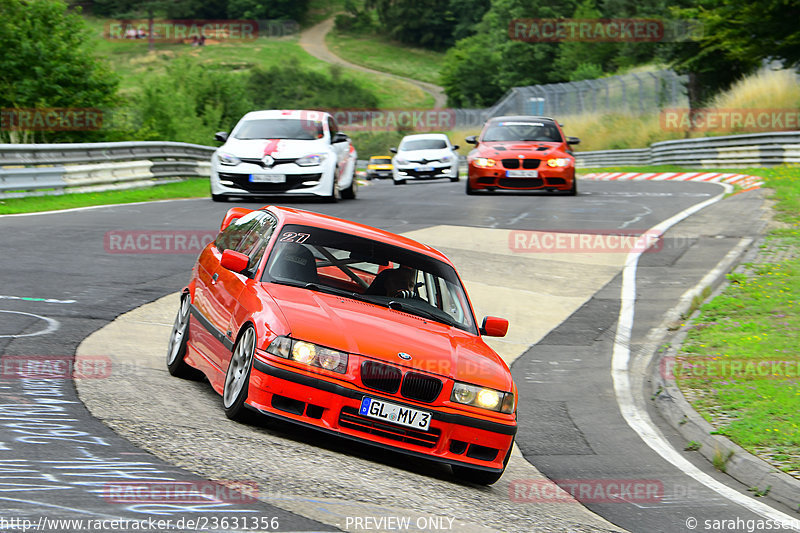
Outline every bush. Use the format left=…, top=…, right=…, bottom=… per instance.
left=131, top=59, right=253, bottom=144
left=247, top=64, right=379, bottom=110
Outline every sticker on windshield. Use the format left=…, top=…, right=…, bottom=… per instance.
left=279, top=231, right=311, bottom=243
left=500, top=121, right=545, bottom=127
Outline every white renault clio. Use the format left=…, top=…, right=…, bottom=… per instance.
left=210, top=110, right=358, bottom=201
left=390, top=133, right=460, bottom=185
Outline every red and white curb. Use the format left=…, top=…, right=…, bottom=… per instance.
left=581, top=171, right=764, bottom=193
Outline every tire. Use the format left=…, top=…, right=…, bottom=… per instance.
left=325, top=177, right=340, bottom=202
left=394, top=179, right=406, bottom=186
left=166, top=292, right=193, bottom=377
left=465, top=178, right=476, bottom=195
left=450, top=176, right=459, bottom=182
left=567, top=177, right=577, bottom=196
left=223, top=325, right=256, bottom=421
left=451, top=443, right=513, bottom=485
left=211, top=193, right=227, bottom=202
left=340, top=173, right=357, bottom=200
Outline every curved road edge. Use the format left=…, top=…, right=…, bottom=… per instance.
left=650, top=238, right=800, bottom=512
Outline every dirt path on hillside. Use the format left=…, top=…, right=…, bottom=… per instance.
left=299, top=17, right=447, bottom=109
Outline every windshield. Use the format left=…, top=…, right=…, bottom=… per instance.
left=234, top=118, right=324, bottom=140
left=482, top=121, right=563, bottom=143
left=262, top=224, right=477, bottom=333
left=370, top=157, right=391, bottom=164
left=400, top=139, right=448, bottom=151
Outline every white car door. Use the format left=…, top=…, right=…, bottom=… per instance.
left=328, top=116, right=348, bottom=181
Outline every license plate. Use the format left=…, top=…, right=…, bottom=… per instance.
left=506, top=170, right=538, bottom=177
left=415, top=166, right=434, bottom=172
left=359, top=397, right=431, bottom=431
left=250, top=173, right=286, bottom=183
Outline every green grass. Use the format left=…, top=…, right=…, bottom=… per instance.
left=306, top=0, right=347, bottom=27
left=589, top=165, right=800, bottom=474
left=0, top=179, right=209, bottom=215
left=325, top=30, right=445, bottom=85
left=84, top=16, right=431, bottom=109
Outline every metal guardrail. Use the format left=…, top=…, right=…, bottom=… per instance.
left=575, top=131, right=800, bottom=169
left=0, top=141, right=215, bottom=198
left=0, top=141, right=214, bottom=165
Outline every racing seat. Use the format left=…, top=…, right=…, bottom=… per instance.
left=365, top=269, right=394, bottom=295
left=269, top=244, right=319, bottom=284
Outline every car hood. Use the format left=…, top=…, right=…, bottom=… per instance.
left=264, top=284, right=512, bottom=391
left=220, top=138, right=330, bottom=159
left=396, top=149, right=453, bottom=162
left=473, top=141, right=566, bottom=158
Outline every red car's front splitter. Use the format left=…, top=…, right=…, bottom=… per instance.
left=249, top=359, right=516, bottom=472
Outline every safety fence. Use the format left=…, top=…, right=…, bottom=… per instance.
left=0, top=141, right=214, bottom=198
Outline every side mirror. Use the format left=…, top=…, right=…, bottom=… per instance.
left=221, top=249, right=250, bottom=273
left=481, top=316, right=508, bottom=337
left=214, top=131, right=229, bottom=143
left=452, top=144, right=460, bottom=150
left=332, top=132, right=349, bottom=144
left=389, top=147, right=397, bottom=154
left=465, top=135, right=478, bottom=145
left=219, top=207, right=254, bottom=232
left=567, top=137, right=581, bottom=145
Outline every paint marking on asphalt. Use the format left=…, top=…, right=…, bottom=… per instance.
left=0, top=294, right=76, bottom=304
left=610, top=182, right=800, bottom=529
left=0, top=198, right=200, bottom=218
left=0, top=495, right=125, bottom=520
left=0, top=310, right=60, bottom=338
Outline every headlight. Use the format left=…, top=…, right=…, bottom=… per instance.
left=266, top=336, right=348, bottom=373
left=395, top=157, right=408, bottom=165
left=292, top=341, right=316, bottom=364
left=295, top=154, right=326, bottom=166
left=441, top=154, right=452, bottom=163
left=547, top=158, right=570, bottom=167
left=216, top=152, right=241, bottom=166
left=473, top=157, right=496, bottom=168
left=451, top=382, right=514, bottom=413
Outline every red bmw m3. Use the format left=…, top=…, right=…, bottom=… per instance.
left=167, top=206, right=517, bottom=484
left=465, top=115, right=581, bottom=195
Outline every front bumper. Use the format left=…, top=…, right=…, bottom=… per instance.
left=394, top=164, right=457, bottom=181
left=468, top=165, right=574, bottom=190
left=210, top=162, right=334, bottom=197
left=248, top=358, right=516, bottom=472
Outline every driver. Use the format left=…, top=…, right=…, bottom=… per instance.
left=383, top=267, right=416, bottom=297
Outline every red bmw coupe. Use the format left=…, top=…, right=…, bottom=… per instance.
left=465, top=115, right=580, bottom=195
left=167, top=206, right=517, bottom=484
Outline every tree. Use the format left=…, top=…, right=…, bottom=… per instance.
left=371, top=0, right=455, bottom=50
left=227, top=0, right=310, bottom=21
left=441, top=0, right=580, bottom=106
left=449, top=0, right=491, bottom=41
left=553, top=0, right=617, bottom=80
left=0, top=0, right=119, bottom=142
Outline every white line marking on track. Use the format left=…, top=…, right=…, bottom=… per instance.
left=0, top=198, right=200, bottom=218
left=610, top=182, right=800, bottom=528
left=0, top=495, right=124, bottom=519
left=0, top=295, right=76, bottom=304
left=0, top=310, right=60, bottom=338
